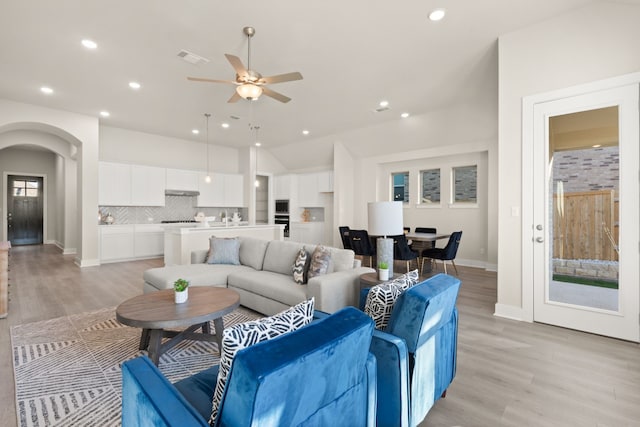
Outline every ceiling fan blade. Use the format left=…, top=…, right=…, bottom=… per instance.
left=261, top=87, right=291, bottom=103
left=227, top=92, right=242, bottom=103
left=260, top=72, right=303, bottom=85
left=187, top=76, right=236, bottom=85
left=225, top=54, right=248, bottom=77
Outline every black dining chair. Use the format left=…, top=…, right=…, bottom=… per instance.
left=421, top=231, right=462, bottom=275
left=392, top=234, right=419, bottom=273
left=338, top=226, right=351, bottom=250
left=415, top=227, right=437, bottom=249
left=348, top=229, right=376, bottom=268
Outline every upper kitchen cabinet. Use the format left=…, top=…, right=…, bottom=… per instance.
left=197, top=172, right=245, bottom=207
left=166, top=168, right=199, bottom=192
left=99, top=162, right=132, bottom=206
left=131, top=165, right=166, bottom=206
left=274, top=174, right=296, bottom=200
left=297, top=173, right=321, bottom=207
left=317, top=171, right=334, bottom=193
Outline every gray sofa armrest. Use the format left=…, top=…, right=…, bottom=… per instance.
left=307, top=266, right=375, bottom=313
left=191, top=250, right=208, bottom=264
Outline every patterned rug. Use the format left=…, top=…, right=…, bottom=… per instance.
left=10, top=306, right=262, bottom=427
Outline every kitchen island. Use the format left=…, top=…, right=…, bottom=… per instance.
left=163, top=223, right=284, bottom=266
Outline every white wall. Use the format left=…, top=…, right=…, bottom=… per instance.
left=99, top=125, right=242, bottom=173
left=497, top=2, right=640, bottom=317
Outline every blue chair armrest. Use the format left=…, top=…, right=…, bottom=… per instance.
left=370, top=330, right=410, bottom=427
left=122, top=355, right=209, bottom=427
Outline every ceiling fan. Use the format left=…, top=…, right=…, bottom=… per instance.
left=187, top=26, right=303, bottom=103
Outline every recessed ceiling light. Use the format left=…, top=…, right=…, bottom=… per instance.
left=128, top=81, right=141, bottom=90
left=429, top=8, right=446, bottom=21
left=401, top=112, right=410, bottom=118
left=81, top=39, right=97, bottom=49
left=40, top=86, right=53, bottom=94
left=255, top=142, right=261, bottom=147
left=221, top=123, right=230, bottom=129
left=302, top=130, right=310, bottom=135
left=192, top=129, right=199, bottom=135
left=100, top=111, right=110, bottom=117
left=379, top=100, right=389, bottom=108
left=592, top=144, right=602, bottom=148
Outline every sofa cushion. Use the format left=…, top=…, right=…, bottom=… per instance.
left=364, top=270, right=420, bottom=329
left=228, top=270, right=309, bottom=307
left=308, top=245, right=331, bottom=279
left=262, top=240, right=305, bottom=275
left=238, top=236, right=269, bottom=271
left=143, top=264, right=253, bottom=290
left=209, top=298, right=315, bottom=425
left=206, top=237, right=240, bottom=265
left=323, top=246, right=355, bottom=273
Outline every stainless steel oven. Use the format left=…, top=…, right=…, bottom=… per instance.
left=275, top=199, right=289, bottom=215
left=275, top=214, right=290, bottom=238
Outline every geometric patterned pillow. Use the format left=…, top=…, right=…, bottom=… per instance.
left=363, top=269, right=420, bottom=330
left=292, top=247, right=308, bottom=285
left=209, top=298, right=315, bottom=425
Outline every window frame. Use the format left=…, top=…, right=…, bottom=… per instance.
left=391, top=171, right=410, bottom=204
left=450, top=164, right=478, bottom=208
left=417, top=168, right=442, bottom=208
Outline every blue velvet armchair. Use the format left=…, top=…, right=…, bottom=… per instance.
left=121, top=307, right=377, bottom=427
left=359, top=273, right=461, bottom=427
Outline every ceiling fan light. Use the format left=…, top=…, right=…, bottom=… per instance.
left=236, top=83, right=263, bottom=100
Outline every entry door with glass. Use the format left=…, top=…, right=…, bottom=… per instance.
left=7, top=175, right=44, bottom=245
left=532, top=84, right=639, bottom=342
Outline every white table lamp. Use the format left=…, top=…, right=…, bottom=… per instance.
left=368, top=201, right=403, bottom=277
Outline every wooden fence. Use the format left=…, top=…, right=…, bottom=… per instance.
left=553, top=190, right=619, bottom=261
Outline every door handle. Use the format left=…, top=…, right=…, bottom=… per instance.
left=535, top=237, right=544, bottom=243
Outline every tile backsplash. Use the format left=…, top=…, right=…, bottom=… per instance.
left=99, top=196, right=247, bottom=224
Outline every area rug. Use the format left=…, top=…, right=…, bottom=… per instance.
left=10, top=306, right=262, bottom=427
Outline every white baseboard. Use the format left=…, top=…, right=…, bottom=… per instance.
left=494, top=303, right=528, bottom=322
left=63, top=248, right=77, bottom=255
left=75, top=257, right=100, bottom=268
left=435, top=258, right=497, bottom=272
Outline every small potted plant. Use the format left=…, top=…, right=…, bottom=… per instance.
left=378, top=261, right=389, bottom=281
left=173, top=278, right=190, bottom=304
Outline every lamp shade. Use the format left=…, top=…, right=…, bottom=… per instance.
left=368, top=201, right=403, bottom=236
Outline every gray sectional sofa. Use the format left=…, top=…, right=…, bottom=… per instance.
left=143, top=237, right=374, bottom=315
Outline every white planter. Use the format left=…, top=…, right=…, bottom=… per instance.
left=378, top=269, right=389, bottom=281
left=175, top=288, right=188, bottom=304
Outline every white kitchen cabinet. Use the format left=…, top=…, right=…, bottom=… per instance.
left=100, top=225, right=135, bottom=262
left=224, top=173, right=244, bottom=207
left=133, top=224, right=164, bottom=258
left=297, top=173, right=320, bottom=207
left=317, top=171, right=334, bottom=193
left=99, top=162, right=132, bottom=206
left=131, top=165, right=166, bottom=206
left=274, top=174, right=294, bottom=200
left=166, top=168, right=199, bottom=191
left=196, top=173, right=244, bottom=207
left=289, top=222, right=325, bottom=246
left=197, top=172, right=225, bottom=207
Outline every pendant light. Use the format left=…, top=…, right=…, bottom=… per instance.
left=204, top=113, right=211, bottom=183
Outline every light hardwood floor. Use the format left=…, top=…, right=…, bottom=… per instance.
left=1, top=245, right=639, bottom=426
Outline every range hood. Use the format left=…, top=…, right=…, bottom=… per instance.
left=165, top=189, right=200, bottom=197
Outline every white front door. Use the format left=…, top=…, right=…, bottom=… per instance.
left=531, top=84, right=639, bottom=342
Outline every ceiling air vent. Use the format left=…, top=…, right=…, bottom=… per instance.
left=177, top=50, right=210, bottom=65
left=373, top=106, right=390, bottom=113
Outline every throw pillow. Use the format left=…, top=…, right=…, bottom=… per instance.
left=364, top=269, right=420, bottom=330
left=292, top=247, right=308, bottom=285
left=307, top=245, right=331, bottom=280
left=209, top=298, right=315, bottom=425
left=206, top=237, right=240, bottom=265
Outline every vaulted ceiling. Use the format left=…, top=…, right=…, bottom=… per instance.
left=1, top=0, right=616, bottom=160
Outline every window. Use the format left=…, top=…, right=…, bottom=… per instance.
left=452, top=165, right=477, bottom=203
left=12, top=180, right=39, bottom=197
left=392, top=172, right=409, bottom=203
left=420, top=169, right=440, bottom=204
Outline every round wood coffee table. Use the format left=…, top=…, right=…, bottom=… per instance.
left=116, top=286, right=240, bottom=365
